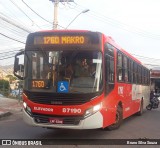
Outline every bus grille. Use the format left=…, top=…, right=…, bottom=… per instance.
left=32, top=113, right=82, bottom=125
left=24, top=91, right=95, bottom=105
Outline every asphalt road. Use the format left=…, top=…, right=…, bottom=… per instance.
left=0, top=107, right=160, bottom=146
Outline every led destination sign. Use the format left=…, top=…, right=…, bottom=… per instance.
left=34, top=36, right=89, bottom=45
left=32, top=80, right=45, bottom=88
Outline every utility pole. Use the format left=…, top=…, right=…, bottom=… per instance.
left=53, top=0, right=58, bottom=30
left=49, top=0, right=74, bottom=30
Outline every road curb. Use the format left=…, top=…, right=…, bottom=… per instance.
left=0, top=111, right=12, bottom=119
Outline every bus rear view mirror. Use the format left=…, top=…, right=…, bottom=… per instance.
left=14, top=50, right=25, bottom=80
left=14, top=57, right=19, bottom=72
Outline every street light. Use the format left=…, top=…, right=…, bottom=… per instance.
left=65, top=9, right=90, bottom=29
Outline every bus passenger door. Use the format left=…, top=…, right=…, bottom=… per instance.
left=105, top=44, right=115, bottom=95
left=103, top=43, right=116, bottom=127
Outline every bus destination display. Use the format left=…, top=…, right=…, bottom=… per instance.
left=34, top=36, right=89, bottom=45
left=32, top=80, right=45, bottom=88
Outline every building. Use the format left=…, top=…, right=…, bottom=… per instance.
left=150, top=69, right=160, bottom=93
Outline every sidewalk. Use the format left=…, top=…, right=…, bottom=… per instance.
left=0, top=96, right=23, bottom=119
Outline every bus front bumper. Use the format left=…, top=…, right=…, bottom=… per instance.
left=23, top=109, right=103, bottom=129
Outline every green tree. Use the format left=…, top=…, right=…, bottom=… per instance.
left=6, top=75, right=17, bottom=83
left=0, top=79, right=9, bottom=96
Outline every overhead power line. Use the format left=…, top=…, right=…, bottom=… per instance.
left=9, top=0, right=41, bottom=29
left=132, top=54, right=160, bottom=61
left=74, top=4, right=160, bottom=40
left=0, top=53, right=17, bottom=59
left=22, top=0, right=52, bottom=24
left=0, top=49, right=21, bottom=55
left=0, top=13, right=31, bottom=33
left=10, top=0, right=33, bottom=23
left=144, top=63, right=160, bottom=67
left=21, top=0, right=65, bottom=29
left=0, top=33, right=25, bottom=44
left=0, top=22, right=28, bottom=41
left=0, top=55, right=15, bottom=60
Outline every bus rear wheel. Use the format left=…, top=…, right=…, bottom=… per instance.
left=107, top=105, right=123, bottom=130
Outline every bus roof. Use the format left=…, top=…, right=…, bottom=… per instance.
left=38, top=29, right=89, bottom=33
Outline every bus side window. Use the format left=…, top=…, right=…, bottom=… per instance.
left=117, top=52, right=123, bottom=81
left=130, top=60, right=133, bottom=83
left=123, top=56, right=128, bottom=82
left=133, top=62, right=137, bottom=84
left=105, top=43, right=115, bottom=95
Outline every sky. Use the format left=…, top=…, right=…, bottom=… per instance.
left=1, top=0, right=160, bottom=69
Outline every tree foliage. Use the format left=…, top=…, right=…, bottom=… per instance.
left=0, top=79, right=9, bottom=90
left=6, top=75, right=17, bottom=82
left=0, top=80, right=9, bottom=96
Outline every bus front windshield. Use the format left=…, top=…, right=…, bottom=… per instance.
left=25, top=49, right=103, bottom=93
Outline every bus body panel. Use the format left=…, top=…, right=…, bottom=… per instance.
left=23, top=95, right=91, bottom=116
left=23, top=109, right=103, bottom=129
left=23, top=93, right=104, bottom=116
left=100, top=99, right=117, bottom=128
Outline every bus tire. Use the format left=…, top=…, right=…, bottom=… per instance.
left=107, top=105, right=123, bottom=130
left=136, top=100, right=143, bottom=116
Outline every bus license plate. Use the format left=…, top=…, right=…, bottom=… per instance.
left=49, top=118, right=63, bottom=124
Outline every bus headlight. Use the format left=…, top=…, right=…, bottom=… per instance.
left=23, top=102, right=27, bottom=109
left=93, top=103, right=102, bottom=112
left=23, top=102, right=32, bottom=116
left=84, top=103, right=102, bottom=118
left=26, top=106, right=32, bottom=114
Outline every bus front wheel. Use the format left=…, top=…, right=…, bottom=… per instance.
left=107, top=105, right=123, bottom=130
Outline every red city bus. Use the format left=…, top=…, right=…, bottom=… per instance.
left=14, top=30, right=150, bottom=130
